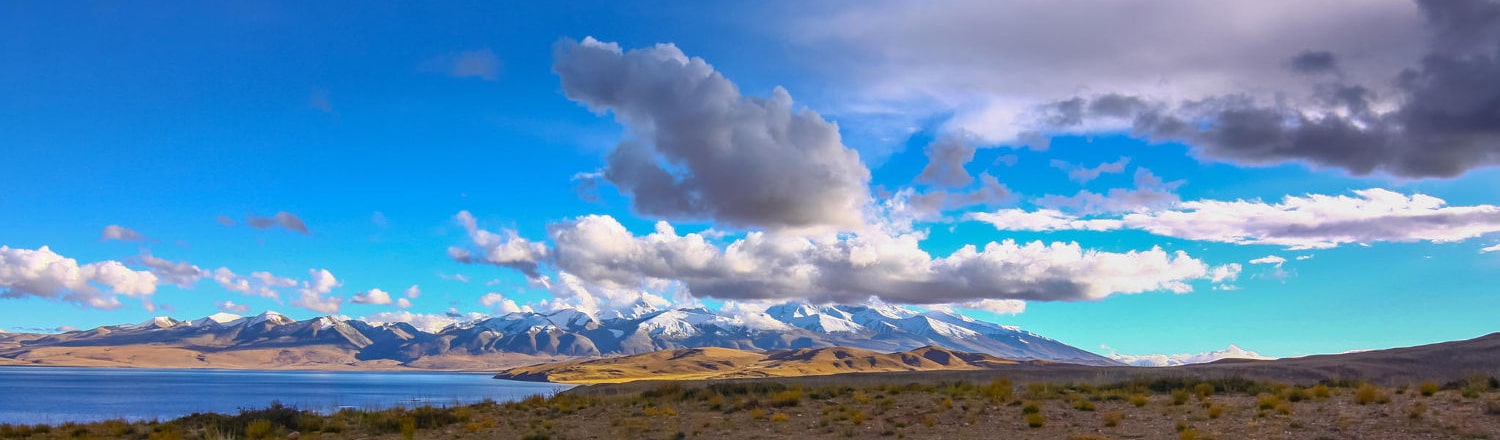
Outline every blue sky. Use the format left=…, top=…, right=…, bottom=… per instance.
left=4, top=0, right=1500, bottom=359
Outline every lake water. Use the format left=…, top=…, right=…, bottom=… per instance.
left=0, top=367, right=574, bottom=425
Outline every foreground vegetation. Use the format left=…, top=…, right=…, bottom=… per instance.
left=5, top=375, right=1500, bottom=439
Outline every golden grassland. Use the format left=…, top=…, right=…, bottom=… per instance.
left=7, top=374, right=1500, bottom=439
left=495, top=346, right=1021, bottom=384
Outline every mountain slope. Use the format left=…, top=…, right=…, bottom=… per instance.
left=0, top=302, right=1118, bottom=369
left=495, top=345, right=1023, bottom=384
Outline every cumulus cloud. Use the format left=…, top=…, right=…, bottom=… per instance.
left=1209, top=264, right=1243, bottom=283
left=0, top=246, right=159, bottom=309
left=902, top=173, right=1013, bottom=219
left=351, top=288, right=393, bottom=305
left=542, top=214, right=1212, bottom=305
left=1051, top=157, right=1131, bottom=184
left=554, top=37, right=872, bottom=231
left=448, top=211, right=549, bottom=279
left=290, top=269, right=341, bottom=314
left=915, top=134, right=980, bottom=187
left=100, top=225, right=145, bottom=242
left=246, top=212, right=310, bottom=235
left=210, top=268, right=296, bottom=299
left=1483, top=244, right=1500, bottom=253
left=974, top=188, right=1500, bottom=250
left=396, top=298, right=412, bottom=309
left=403, top=285, right=421, bottom=298
left=216, top=300, right=249, bottom=314
left=479, top=292, right=532, bottom=314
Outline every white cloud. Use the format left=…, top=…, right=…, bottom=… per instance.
left=437, top=272, right=470, bottom=283
left=479, top=292, right=532, bottom=315
left=545, top=214, right=1213, bottom=305
left=1482, top=244, right=1500, bottom=253
left=210, top=268, right=295, bottom=299
left=290, top=269, right=342, bottom=314
left=1209, top=263, right=1242, bottom=283
left=449, top=211, right=548, bottom=279
left=216, top=300, right=249, bottom=314
left=1123, top=189, right=1500, bottom=249
left=1036, top=168, right=1183, bottom=214
left=947, top=299, right=1027, bottom=315
left=965, top=209, right=1122, bottom=232
left=0, top=246, right=159, bottom=309
left=351, top=288, right=393, bottom=305
left=395, top=298, right=412, bottom=309
left=403, top=285, right=420, bottom=298
left=362, top=311, right=469, bottom=333
left=974, top=189, right=1500, bottom=250
left=101, top=225, right=145, bottom=242
left=1249, top=255, right=1287, bottom=266
left=1107, top=344, right=1273, bottom=367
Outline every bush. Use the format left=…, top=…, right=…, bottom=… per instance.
left=1310, top=384, right=1331, bottom=399
left=1025, top=412, right=1045, bottom=428
left=1419, top=381, right=1440, bottom=397
left=1171, top=389, right=1190, bottom=406
left=1256, top=394, right=1280, bottom=411
left=1406, top=402, right=1427, bottom=419
left=1207, top=404, right=1226, bottom=419
left=770, top=412, right=790, bottom=422
left=1129, top=395, right=1149, bottom=407
left=770, top=389, right=803, bottom=408
left=1072, top=399, right=1095, bottom=411
left=984, top=378, right=1015, bottom=403
left=1193, top=383, right=1214, bottom=400
left=1021, top=403, right=1041, bottom=415
left=246, top=419, right=274, bottom=439
left=1355, top=384, right=1391, bottom=405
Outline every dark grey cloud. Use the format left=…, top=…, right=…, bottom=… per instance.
left=1050, top=157, right=1131, bottom=184
left=1288, top=51, right=1340, bottom=75
left=907, top=173, right=1013, bottom=218
left=246, top=212, right=309, bottom=235
left=553, top=37, right=871, bottom=231
left=1029, top=0, right=1500, bottom=178
left=915, top=134, right=979, bottom=187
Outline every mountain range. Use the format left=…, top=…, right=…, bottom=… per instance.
left=0, top=302, right=1120, bottom=369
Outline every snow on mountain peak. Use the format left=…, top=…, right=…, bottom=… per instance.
left=1109, top=345, right=1274, bottom=367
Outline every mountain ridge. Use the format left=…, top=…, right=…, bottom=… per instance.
left=0, top=302, right=1120, bottom=370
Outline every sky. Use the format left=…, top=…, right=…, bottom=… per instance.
left=3, top=0, right=1500, bottom=359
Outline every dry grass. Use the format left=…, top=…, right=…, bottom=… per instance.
left=11, top=375, right=1500, bottom=440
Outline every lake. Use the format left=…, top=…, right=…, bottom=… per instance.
left=0, top=367, right=574, bottom=425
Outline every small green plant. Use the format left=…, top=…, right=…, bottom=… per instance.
left=1129, top=394, right=1149, bottom=407
left=1021, top=403, right=1041, bottom=415
left=1257, top=394, right=1280, bottom=410
left=1072, top=399, right=1095, bottom=411
left=1025, top=412, right=1045, bottom=428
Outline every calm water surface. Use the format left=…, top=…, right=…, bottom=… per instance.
left=0, top=367, right=574, bottom=425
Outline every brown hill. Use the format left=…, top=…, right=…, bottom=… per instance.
left=495, top=346, right=1021, bottom=384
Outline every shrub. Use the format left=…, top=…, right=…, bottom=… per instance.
left=1072, top=399, right=1095, bottom=411
left=984, top=378, right=1015, bottom=403
left=748, top=408, right=766, bottom=420
left=1101, top=410, right=1123, bottom=427
left=246, top=420, right=274, bottom=439
left=399, top=416, right=417, bottom=440
left=1257, top=394, right=1280, bottom=411
left=1179, top=427, right=1200, bottom=440
left=1021, top=403, right=1041, bottom=415
left=1207, top=404, right=1226, bottom=419
left=1171, top=389, right=1190, bottom=406
left=1355, top=384, right=1391, bottom=405
left=1025, top=412, right=1045, bottom=428
left=770, top=412, right=790, bottom=422
left=850, top=410, right=867, bottom=424
left=1406, top=402, right=1427, bottom=419
left=1129, top=395, right=1149, bottom=407
left=1419, top=381, right=1440, bottom=397
left=770, top=389, right=803, bottom=408
left=1311, top=384, right=1331, bottom=399
left=1194, top=383, right=1214, bottom=400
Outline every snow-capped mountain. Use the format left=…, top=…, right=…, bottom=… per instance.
left=1108, top=345, right=1273, bottom=367
left=3, top=302, right=1121, bottom=366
